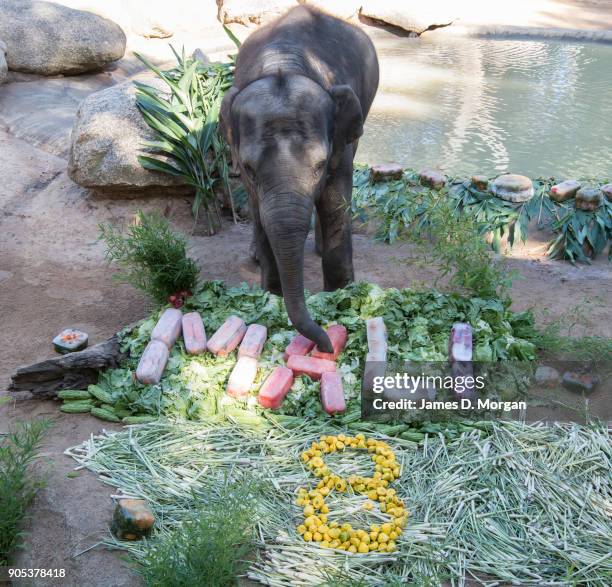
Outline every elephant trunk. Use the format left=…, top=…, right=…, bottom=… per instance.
left=261, top=192, right=333, bottom=353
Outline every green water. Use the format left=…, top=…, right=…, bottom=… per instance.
left=359, top=34, right=612, bottom=179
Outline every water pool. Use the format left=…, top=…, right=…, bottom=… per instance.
left=359, top=33, right=612, bottom=179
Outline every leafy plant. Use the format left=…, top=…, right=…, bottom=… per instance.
left=136, top=479, right=260, bottom=587
left=416, top=196, right=516, bottom=300
left=0, top=419, right=50, bottom=565
left=547, top=199, right=612, bottom=263
left=134, top=47, right=236, bottom=234
left=99, top=211, right=199, bottom=305
left=352, top=166, right=611, bottom=264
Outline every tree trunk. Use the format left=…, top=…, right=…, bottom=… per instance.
left=8, top=334, right=127, bottom=399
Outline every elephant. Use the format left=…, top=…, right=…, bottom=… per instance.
left=220, top=5, right=379, bottom=352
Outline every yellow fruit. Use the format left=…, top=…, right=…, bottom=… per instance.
left=358, top=542, right=369, bottom=553
left=362, top=501, right=373, bottom=511
left=350, top=536, right=361, bottom=547
left=303, top=505, right=314, bottom=516
left=381, top=523, right=393, bottom=534
left=304, top=532, right=313, bottom=542
left=378, top=533, right=389, bottom=544
left=389, top=531, right=398, bottom=540
left=321, top=540, right=330, bottom=548
left=348, top=545, right=357, bottom=553
left=369, top=541, right=378, bottom=551
left=313, top=532, right=323, bottom=542
left=321, top=504, right=329, bottom=514
left=367, top=490, right=377, bottom=501
left=297, top=525, right=306, bottom=535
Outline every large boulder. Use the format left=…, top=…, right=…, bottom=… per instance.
left=68, top=74, right=189, bottom=194
left=360, top=1, right=455, bottom=34
left=217, top=0, right=297, bottom=25
left=0, top=0, right=126, bottom=75
left=0, top=39, right=7, bottom=85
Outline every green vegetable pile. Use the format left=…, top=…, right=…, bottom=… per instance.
left=60, top=280, right=536, bottom=423
left=352, top=166, right=612, bottom=263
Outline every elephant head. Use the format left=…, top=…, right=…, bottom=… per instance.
left=220, top=72, right=363, bottom=352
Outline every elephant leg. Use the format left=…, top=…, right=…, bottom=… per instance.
left=249, top=228, right=259, bottom=263
left=317, top=148, right=355, bottom=291
left=314, top=213, right=323, bottom=257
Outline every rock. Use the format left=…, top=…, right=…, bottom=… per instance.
left=471, top=175, right=489, bottom=191
left=216, top=0, right=297, bottom=25
left=68, top=74, right=190, bottom=194
left=602, top=183, right=612, bottom=202
left=489, top=174, right=534, bottom=203
left=304, top=0, right=361, bottom=20
left=562, top=372, right=599, bottom=394
left=53, top=329, right=88, bottom=354
left=360, top=1, right=455, bottom=34
left=550, top=180, right=580, bottom=202
left=419, top=168, right=446, bottom=189
left=575, top=187, right=603, bottom=211
left=0, top=0, right=126, bottom=75
left=370, top=163, right=403, bottom=182
left=534, top=365, right=560, bottom=388
left=0, top=39, right=7, bottom=85
left=111, top=499, right=154, bottom=541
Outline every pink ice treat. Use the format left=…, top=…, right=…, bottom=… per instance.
left=258, top=366, right=294, bottom=409
left=238, top=324, right=268, bottom=359
left=283, top=333, right=315, bottom=362
left=287, top=355, right=336, bottom=381
left=151, top=308, right=183, bottom=348
left=182, top=312, right=207, bottom=355
left=449, top=323, right=473, bottom=362
left=207, top=316, right=247, bottom=356
left=311, top=324, right=348, bottom=361
left=136, top=340, right=169, bottom=384
left=366, top=317, right=387, bottom=357
left=320, top=371, right=346, bottom=415
left=226, top=356, right=258, bottom=398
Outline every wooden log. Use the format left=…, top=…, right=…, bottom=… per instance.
left=8, top=334, right=127, bottom=398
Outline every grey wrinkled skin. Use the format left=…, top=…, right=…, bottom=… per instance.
left=220, top=6, right=379, bottom=352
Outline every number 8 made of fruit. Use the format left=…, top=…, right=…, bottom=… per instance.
left=295, top=433, right=408, bottom=553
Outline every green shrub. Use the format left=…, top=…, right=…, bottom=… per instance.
left=137, top=480, right=260, bottom=587
left=99, top=211, right=199, bottom=305
left=416, top=197, right=515, bottom=301
left=0, top=419, right=50, bottom=565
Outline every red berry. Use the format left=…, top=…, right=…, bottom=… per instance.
left=169, top=295, right=177, bottom=303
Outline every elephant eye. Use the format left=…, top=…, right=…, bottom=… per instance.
left=313, top=161, right=326, bottom=178
left=243, top=162, right=256, bottom=181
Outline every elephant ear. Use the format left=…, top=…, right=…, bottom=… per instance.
left=219, top=86, right=240, bottom=145
left=219, top=85, right=241, bottom=172
left=329, top=85, right=364, bottom=168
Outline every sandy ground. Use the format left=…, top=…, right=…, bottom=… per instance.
left=1, top=7, right=611, bottom=587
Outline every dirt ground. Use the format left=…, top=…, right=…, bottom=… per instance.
left=1, top=10, right=611, bottom=587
